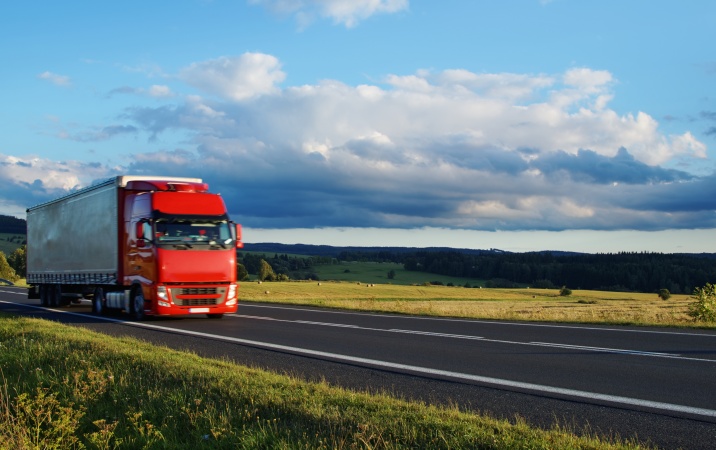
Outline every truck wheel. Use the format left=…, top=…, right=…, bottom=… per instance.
left=92, top=287, right=106, bottom=315
left=39, top=285, right=48, bottom=306
left=206, top=314, right=224, bottom=319
left=130, top=288, right=145, bottom=321
left=49, top=285, right=61, bottom=307
left=59, top=292, right=71, bottom=307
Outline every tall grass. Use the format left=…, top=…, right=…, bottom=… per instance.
left=0, top=315, right=644, bottom=449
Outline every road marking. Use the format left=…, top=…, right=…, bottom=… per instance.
left=241, top=314, right=486, bottom=341
left=237, top=314, right=716, bottom=363
left=2, top=299, right=716, bottom=419
left=241, top=303, right=716, bottom=338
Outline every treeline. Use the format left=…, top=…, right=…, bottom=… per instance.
left=0, top=215, right=26, bottom=235
left=240, top=248, right=716, bottom=294
left=239, top=252, right=337, bottom=281
left=399, top=251, right=715, bottom=294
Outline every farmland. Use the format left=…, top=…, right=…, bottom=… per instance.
left=239, top=280, right=702, bottom=328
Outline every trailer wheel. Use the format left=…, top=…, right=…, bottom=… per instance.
left=130, top=288, right=145, bottom=321
left=206, top=314, right=224, bottom=319
left=40, top=285, right=49, bottom=306
left=92, top=287, right=106, bottom=315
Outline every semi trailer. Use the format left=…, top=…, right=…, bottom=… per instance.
left=26, top=175, right=242, bottom=319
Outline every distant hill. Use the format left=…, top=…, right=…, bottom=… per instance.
left=241, top=242, right=577, bottom=257
left=0, top=215, right=26, bottom=234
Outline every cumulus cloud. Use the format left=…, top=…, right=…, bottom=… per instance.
left=0, top=154, right=118, bottom=215
left=180, top=54, right=285, bottom=101
left=3, top=55, right=713, bottom=234
left=249, top=0, right=409, bottom=28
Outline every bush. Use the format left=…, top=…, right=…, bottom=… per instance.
left=688, top=283, right=716, bottom=322
left=559, top=286, right=572, bottom=296
left=658, top=288, right=671, bottom=301
left=0, top=251, right=18, bottom=282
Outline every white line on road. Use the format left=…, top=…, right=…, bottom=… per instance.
left=237, top=314, right=715, bottom=363
left=241, top=303, right=716, bottom=338
left=2, top=299, right=716, bottom=420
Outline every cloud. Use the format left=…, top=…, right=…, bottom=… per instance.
left=58, top=125, right=139, bottom=142
left=532, top=147, right=694, bottom=184
left=0, top=154, right=118, bottom=216
left=3, top=56, right=712, bottom=234
left=180, top=54, right=285, bottom=101
left=108, top=85, right=175, bottom=98
left=38, top=71, right=71, bottom=87
left=249, top=0, right=409, bottom=28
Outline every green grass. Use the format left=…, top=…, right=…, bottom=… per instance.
left=0, top=314, right=645, bottom=449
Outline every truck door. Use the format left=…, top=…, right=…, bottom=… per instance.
left=128, top=219, right=156, bottom=284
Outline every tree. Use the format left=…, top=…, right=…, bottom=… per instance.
left=559, top=286, right=572, bottom=296
left=237, top=263, right=249, bottom=281
left=258, top=259, right=276, bottom=281
left=658, top=288, right=671, bottom=301
left=688, top=283, right=716, bottom=322
left=8, top=245, right=26, bottom=278
left=387, top=269, right=396, bottom=280
left=0, top=251, right=18, bottom=282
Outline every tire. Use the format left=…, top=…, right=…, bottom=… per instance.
left=206, top=314, right=224, bottom=319
left=130, top=287, right=146, bottom=321
left=92, top=287, right=106, bottom=315
left=49, top=285, right=61, bottom=307
left=40, top=285, right=49, bottom=307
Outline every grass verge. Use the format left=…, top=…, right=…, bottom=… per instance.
left=0, top=314, right=644, bottom=449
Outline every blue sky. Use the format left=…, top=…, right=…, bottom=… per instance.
left=1, top=0, right=715, bottom=253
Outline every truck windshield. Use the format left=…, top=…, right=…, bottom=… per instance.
left=154, top=218, right=234, bottom=248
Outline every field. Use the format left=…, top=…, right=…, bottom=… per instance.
left=239, top=281, right=704, bottom=328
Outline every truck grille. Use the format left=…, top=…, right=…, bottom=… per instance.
left=175, top=298, right=218, bottom=306
left=169, top=286, right=225, bottom=307
left=178, top=287, right=218, bottom=295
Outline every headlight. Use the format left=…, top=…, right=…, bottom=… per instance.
left=225, top=284, right=238, bottom=306
left=157, top=286, right=168, bottom=301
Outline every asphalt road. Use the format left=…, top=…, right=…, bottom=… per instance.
left=1, top=286, right=716, bottom=449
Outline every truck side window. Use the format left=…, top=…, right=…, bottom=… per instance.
left=142, top=221, right=153, bottom=243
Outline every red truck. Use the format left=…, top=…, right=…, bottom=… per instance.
left=26, top=175, right=242, bottom=319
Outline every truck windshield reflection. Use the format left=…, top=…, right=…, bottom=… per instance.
left=155, top=219, right=233, bottom=248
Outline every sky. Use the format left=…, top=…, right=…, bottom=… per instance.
left=1, top=0, right=715, bottom=253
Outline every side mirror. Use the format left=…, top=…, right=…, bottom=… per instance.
left=235, top=223, right=244, bottom=248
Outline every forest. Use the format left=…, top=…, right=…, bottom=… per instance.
left=0, top=215, right=26, bottom=234
left=397, top=250, right=716, bottom=294
left=242, top=245, right=716, bottom=295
